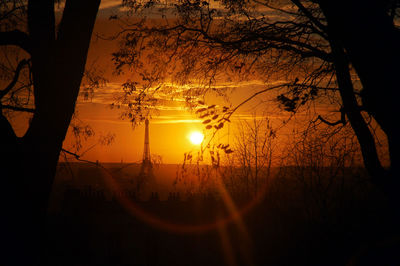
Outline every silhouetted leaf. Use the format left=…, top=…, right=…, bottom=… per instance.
left=203, top=119, right=211, bottom=124
left=196, top=108, right=207, bottom=113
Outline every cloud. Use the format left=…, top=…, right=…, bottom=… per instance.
left=78, top=80, right=334, bottom=124
left=82, top=115, right=202, bottom=125
left=55, top=0, right=121, bottom=13
left=151, top=119, right=202, bottom=124
left=99, top=0, right=121, bottom=9
left=79, top=80, right=271, bottom=105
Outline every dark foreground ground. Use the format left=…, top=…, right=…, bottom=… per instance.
left=42, top=163, right=400, bottom=266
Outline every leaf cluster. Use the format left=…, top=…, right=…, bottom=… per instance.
left=196, top=101, right=231, bottom=131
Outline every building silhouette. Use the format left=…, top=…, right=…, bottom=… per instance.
left=141, top=118, right=152, bottom=174
left=137, top=118, right=155, bottom=197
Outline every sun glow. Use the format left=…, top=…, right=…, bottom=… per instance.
left=189, top=131, right=204, bottom=145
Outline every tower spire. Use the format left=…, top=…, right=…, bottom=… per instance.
left=142, top=118, right=151, bottom=164
left=137, top=118, right=154, bottom=196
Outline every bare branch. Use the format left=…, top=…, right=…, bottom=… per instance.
left=1, top=104, right=34, bottom=113
left=0, top=30, right=31, bottom=53
left=315, top=110, right=346, bottom=126
left=61, top=148, right=81, bottom=159
left=290, top=0, right=327, bottom=32
left=253, top=0, right=301, bottom=16
left=228, top=83, right=291, bottom=119
left=0, top=59, right=30, bottom=99
left=61, top=148, right=100, bottom=165
left=160, top=24, right=332, bottom=62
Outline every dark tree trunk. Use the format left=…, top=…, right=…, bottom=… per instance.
left=319, top=0, right=400, bottom=205
left=1, top=1, right=100, bottom=265
left=329, top=40, right=386, bottom=181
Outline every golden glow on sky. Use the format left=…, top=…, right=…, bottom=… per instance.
left=189, top=131, right=204, bottom=145
left=50, top=15, right=336, bottom=164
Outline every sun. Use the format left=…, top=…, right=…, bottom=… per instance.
left=189, top=131, right=204, bottom=145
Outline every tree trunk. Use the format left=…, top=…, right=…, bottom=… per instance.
left=1, top=0, right=100, bottom=265
left=329, top=40, right=385, bottom=181
left=319, top=0, right=400, bottom=210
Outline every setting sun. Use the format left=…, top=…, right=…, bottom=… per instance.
left=189, top=131, right=204, bottom=145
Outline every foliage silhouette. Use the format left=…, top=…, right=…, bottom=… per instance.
left=114, top=0, right=400, bottom=208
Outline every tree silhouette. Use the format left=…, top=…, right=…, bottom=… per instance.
left=0, top=1, right=100, bottom=264
left=115, top=0, right=400, bottom=206
left=318, top=0, right=400, bottom=206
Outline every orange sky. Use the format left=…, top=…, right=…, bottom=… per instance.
left=4, top=1, right=375, bottom=166
left=58, top=2, right=341, bottom=164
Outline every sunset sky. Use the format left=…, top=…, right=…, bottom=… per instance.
left=2, top=2, right=398, bottom=265
left=54, top=0, right=337, bottom=164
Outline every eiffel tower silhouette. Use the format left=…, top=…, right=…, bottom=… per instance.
left=141, top=118, right=152, bottom=175
left=136, top=118, right=155, bottom=196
